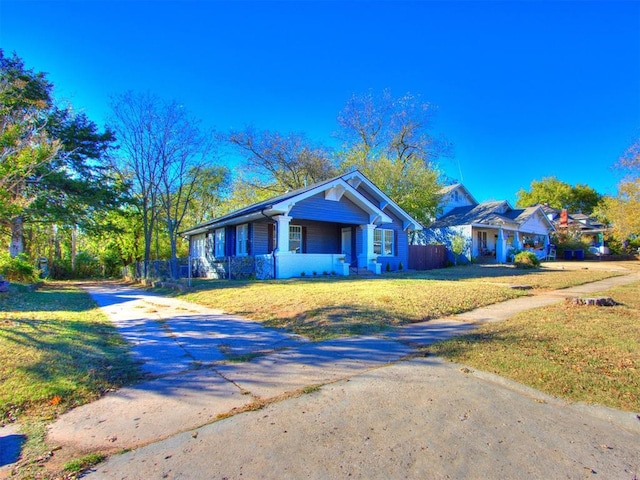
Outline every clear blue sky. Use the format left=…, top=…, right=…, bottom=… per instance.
left=2, top=0, right=639, bottom=205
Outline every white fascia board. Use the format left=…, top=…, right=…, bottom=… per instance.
left=470, top=222, right=519, bottom=231
left=181, top=211, right=268, bottom=237
left=343, top=171, right=423, bottom=231
left=534, top=206, right=556, bottom=231
left=268, top=178, right=393, bottom=225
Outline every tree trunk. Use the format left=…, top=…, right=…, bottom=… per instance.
left=9, top=216, right=24, bottom=258
left=168, top=220, right=178, bottom=280
left=71, top=226, right=77, bottom=272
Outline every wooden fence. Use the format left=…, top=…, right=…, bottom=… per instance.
left=408, top=245, right=447, bottom=270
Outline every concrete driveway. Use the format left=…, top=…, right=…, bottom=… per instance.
left=35, top=270, right=640, bottom=478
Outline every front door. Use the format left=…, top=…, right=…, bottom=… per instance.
left=341, top=227, right=353, bottom=265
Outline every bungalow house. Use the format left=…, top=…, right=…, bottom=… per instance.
left=180, top=171, right=422, bottom=279
left=541, top=205, right=610, bottom=255
left=424, top=184, right=555, bottom=263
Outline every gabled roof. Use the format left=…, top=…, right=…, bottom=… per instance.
left=438, top=183, right=478, bottom=205
left=505, top=205, right=556, bottom=231
left=181, top=170, right=423, bottom=236
left=431, top=201, right=518, bottom=228
left=537, top=205, right=607, bottom=231
left=430, top=201, right=555, bottom=233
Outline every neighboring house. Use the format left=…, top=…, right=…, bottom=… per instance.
left=424, top=184, right=555, bottom=263
left=542, top=205, right=608, bottom=236
left=541, top=205, right=609, bottom=255
left=180, top=171, right=422, bottom=280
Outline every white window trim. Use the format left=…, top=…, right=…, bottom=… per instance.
left=289, top=224, right=302, bottom=253
left=374, top=228, right=395, bottom=256
left=236, top=224, right=249, bottom=256
left=215, top=228, right=225, bottom=258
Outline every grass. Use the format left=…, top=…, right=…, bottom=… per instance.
left=181, top=264, right=621, bottom=340
left=0, top=281, right=143, bottom=478
left=0, top=264, right=632, bottom=476
left=429, top=281, right=640, bottom=412
left=63, top=452, right=106, bottom=474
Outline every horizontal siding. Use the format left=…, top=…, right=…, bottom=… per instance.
left=290, top=193, right=369, bottom=224
left=303, top=221, right=340, bottom=254
left=252, top=222, right=271, bottom=255
left=373, top=225, right=408, bottom=271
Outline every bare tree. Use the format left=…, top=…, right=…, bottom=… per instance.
left=337, top=89, right=449, bottom=224
left=337, top=89, right=449, bottom=167
left=226, top=128, right=337, bottom=194
left=109, top=92, right=216, bottom=279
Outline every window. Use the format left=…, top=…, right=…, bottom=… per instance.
left=191, top=234, right=205, bottom=257
left=215, top=228, right=225, bottom=257
left=289, top=225, right=302, bottom=253
left=236, top=224, right=249, bottom=256
left=374, top=228, right=394, bottom=256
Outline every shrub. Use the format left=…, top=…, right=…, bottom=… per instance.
left=514, top=251, right=540, bottom=269
left=49, top=258, right=73, bottom=280
left=74, top=251, right=102, bottom=278
left=398, top=262, right=404, bottom=271
left=49, top=252, right=104, bottom=280
left=0, top=253, right=40, bottom=283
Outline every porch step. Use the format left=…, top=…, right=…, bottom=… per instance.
left=349, top=267, right=376, bottom=276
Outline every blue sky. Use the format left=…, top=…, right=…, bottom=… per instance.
left=2, top=0, right=639, bottom=205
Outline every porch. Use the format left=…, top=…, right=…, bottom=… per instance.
left=472, top=227, right=550, bottom=263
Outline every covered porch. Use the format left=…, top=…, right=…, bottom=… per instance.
left=270, top=215, right=386, bottom=278
left=472, top=225, right=551, bottom=263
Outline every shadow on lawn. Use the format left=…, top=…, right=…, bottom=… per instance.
left=0, top=288, right=143, bottom=420
left=185, top=265, right=568, bottom=293
left=261, top=304, right=418, bottom=340
left=0, top=432, right=25, bottom=467
left=0, top=285, right=98, bottom=313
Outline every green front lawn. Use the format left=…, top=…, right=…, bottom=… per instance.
left=182, top=265, right=621, bottom=340
left=429, top=281, right=640, bottom=412
left=0, top=283, right=142, bottom=424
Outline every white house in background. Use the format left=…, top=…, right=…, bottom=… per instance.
left=424, top=184, right=555, bottom=263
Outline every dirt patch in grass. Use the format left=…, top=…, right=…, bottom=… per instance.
left=429, top=281, right=640, bottom=412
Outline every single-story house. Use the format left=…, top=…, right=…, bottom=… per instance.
left=541, top=205, right=610, bottom=255
left=180, top=171, right=422, bottom=279
left=424, top=184, right=555, bottom=263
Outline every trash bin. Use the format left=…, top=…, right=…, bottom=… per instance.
left=574, top=249, right=584, bottom=260
left=564, top=250, right=573, bottom=260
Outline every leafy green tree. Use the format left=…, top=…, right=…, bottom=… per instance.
left=451, top=234, right=467, bottom=266
left=0, top=51, right=59, bottom=255
left=337, top=90, right=447, bottom=224
left=597, top=139, right=640, bottom=243
left=185, top=165, right=231, bottom=224
left=1, top=51, right=119, bottom=262
left=516, top=176, right=601, bottom=214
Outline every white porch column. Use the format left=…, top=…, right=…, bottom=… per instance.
left=496, top=228, right=507, bottom=263
left=273, top=215, right=292, bottom=254
left=358, top=224, right=380, bottom=273
left=513, top=231, right=522, bottom=250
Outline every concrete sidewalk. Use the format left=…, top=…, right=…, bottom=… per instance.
left=22, top=267, right=640, bottom=478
